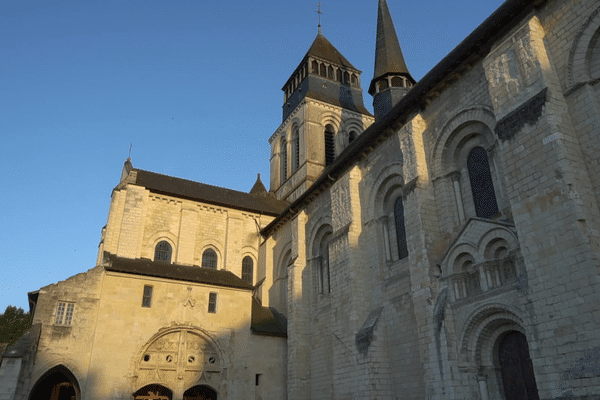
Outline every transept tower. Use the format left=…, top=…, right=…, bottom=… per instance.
left=269, top=29, right=374, bottom=202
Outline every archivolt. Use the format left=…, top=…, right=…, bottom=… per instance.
left=306, top=214, right=332, bottom=256
left=567, top=4, right=600, bottom=88
left=318, top=111, right=342, bottom=131
left=458, top=303, right=524, bottom=367
left=431, top=106, right=496, bottom=179
left=363, top=162, right=404, bottom=223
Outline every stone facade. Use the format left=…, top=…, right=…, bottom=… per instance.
left=3, top=0, right=600, bottom=399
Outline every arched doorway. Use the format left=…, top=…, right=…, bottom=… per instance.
left=497, top=331, right=540, bottom=400
left=133, top=384, right=172, bottom=400
left=183, top=385, right=217, bottom=400
left=29, top=365, right=79, bottom=400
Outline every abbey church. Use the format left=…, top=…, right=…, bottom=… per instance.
left=2, top=0, right=600, bottom=398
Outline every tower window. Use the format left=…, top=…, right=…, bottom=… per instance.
left=242, top=256, right=254, bottom=285
left=154, top=241, right=172, bottom=263
left=208, top=292, right=217, bottom=313
left=394, top=197, right=409, bottom=260
left=343, top=71, right=350, bottom=84
left=55, top=302, right=75, bottom=325
left=320, top=63, right=327, bottom=77
left=292, top=126, right=300, bottom=172
left=348, top=131, right=357, bottom=144
left=328, top=65, right=334, bottom=80
left=142, top=285, right=153, bottom=308
left=280, top=138, right=287, bottom=183
left=312, top=60, right=319, bottom=74
left=202, top=249, right=218, bottom=269
left=391, top=76, right=403, bottom=87
left=467, top=146, right=499, bottom=219
left=325, top=125, right=335, bottom=166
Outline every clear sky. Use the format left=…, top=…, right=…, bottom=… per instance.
left=1, top=0, right=505, bottom=312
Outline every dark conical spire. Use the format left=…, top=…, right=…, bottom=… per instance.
left=369, top=0, right=413, bottom=95
left=250, top=173, right=268, bottom=197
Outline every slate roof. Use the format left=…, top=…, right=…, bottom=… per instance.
left=306, top=32, right=357, bottom=70
left=370, top=0, right=414, bottom=94
left=250, top=297, right=287, bottom=337
left=129, top=169, right=288, bottom=216
left=303, top=87, right=372, bottom=116
left=3, top=323, right=41, bottom=358
left=103, top=253, right=254, bottom=290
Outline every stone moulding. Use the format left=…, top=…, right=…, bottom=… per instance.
left=494, top=87, right=547, bottom=141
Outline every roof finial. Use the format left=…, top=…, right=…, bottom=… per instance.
left=317, top=2, right=322, bottom=34
left=127, top=143, right=132, bottom=162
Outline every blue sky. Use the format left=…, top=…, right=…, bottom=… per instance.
left=1, top=0, right=505, bottom=312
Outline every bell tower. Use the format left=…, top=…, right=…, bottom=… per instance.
left=369, top=0, right=415, bottom=120
left=269, top=28, right=374, bottom=202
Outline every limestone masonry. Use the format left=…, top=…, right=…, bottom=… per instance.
left=2, top=0, right=600, bottom=399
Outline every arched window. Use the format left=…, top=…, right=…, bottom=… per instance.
left=320, top=63, right=327, bottom=77
left=394, top=197, right=409, bottom=260
left=467, top=146, right=499, bottom=219
left=280, top=138, right=287, bottom=183
left=313, top=225, right=332, bottom=295
left=324, top=125, right=335, bottom=166
left=327, top=65, right=334, bottom=80
left=391, top=76, right=404, bottom=87
left=343, top=71, right=350, bottom=84
left=154, top=241, right=172, bottom=263
left=292, top=125, right=300, bottom=173
left=319, top=232, right=331, bottom=294
left=348, top=130, right=357, bottom=144
left=312, top=60, right=319, bottom=74
left=276, top=250, right=291, bottom=316
left=202, top=249, right=218, bottom=269
left=242, top=256, right=253, bottom=285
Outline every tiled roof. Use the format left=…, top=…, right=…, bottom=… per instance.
left=103, top=253, right=253, bottom=290
left=131, top=169, right=288, bottom=216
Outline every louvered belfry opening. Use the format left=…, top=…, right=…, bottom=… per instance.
left=325, top=125, right=335, bottom=166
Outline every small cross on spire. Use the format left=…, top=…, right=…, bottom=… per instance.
left=317, top=2, right=322, bottom=33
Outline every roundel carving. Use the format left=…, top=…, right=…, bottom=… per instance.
left=136, top=329, right=222, bottom=391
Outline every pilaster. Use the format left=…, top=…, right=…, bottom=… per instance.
left=287, top=211, right=309, bottom=400
left=176, top=208, right=198, bottom=265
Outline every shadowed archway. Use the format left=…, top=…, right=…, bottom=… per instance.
left=28, top=365, right=79, bottom=400
left=496, top=331, right=540, bottom=400
left=133, top=383, right=172, bottom=400
left=183, top=385, right=217, bottom=400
